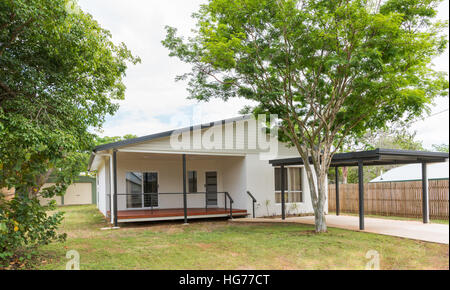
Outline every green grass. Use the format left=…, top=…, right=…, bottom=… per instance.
left=328, top=212, right=449, bottom=224
left=35, top=205, right=449, bottom=270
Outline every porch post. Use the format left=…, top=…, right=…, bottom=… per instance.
left=113, top=149, right=118, bottom=227
left=281, top=165, right=286, bottom=220
left=335, top=167, right=340, bottom=216
left=182, top=154, right=188, bottom=224
left=421, top=162, right=429, bottom=224
left=358, top=160, right=364, bottom=230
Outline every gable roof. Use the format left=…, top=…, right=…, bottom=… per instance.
left=93, top=115, right=252, bottom=152
left=88, top=115, right=252, bottom=170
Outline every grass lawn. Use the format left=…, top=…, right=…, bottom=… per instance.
left=328, top=212, right=449, bottom=224
left=35, top=205, right=449, bottom=270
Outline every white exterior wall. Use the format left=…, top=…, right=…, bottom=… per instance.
left=221, top=157, right=247, bottom=211
left=115, top=153, right=248, bottom=211
left=111, top=151, right=327, bottom=217
left=245, top=154, right=319, bottom=217
left=96, top=160, right=107, bottom=216
left=92, top=117, right=328, bottom=219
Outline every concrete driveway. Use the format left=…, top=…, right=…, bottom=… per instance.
left=233, top=215, right=449, bottom=244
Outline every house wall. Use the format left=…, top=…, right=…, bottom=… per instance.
left=115, top=153, right=248, bottom=211
left=220, top=157, right=247, bottom=211
left=93, top=117, right=328, bottom=219
left=96, top=160, right=107, bottom=216
left=245, top=154, right=328, bottom=217
left=108, top=151, right=326, bottom=217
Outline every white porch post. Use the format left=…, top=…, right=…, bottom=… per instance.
left=182, top=154, right=188, bottom=224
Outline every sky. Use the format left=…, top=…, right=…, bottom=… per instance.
left=78, top=0, right=449, bottom=149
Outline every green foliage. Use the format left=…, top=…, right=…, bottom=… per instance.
left=163, top=0, right=448, bottom=141
left=0, top=194, right=66, bottom=267
left=330, top=126, right=426, bottom=183
left=0, top=0, right=138, bottom=263
left=94, top=134, right=138, bottom=147
left=163, top=0, right=448, bottom=231
left=431, top=143, right=449, bottom=152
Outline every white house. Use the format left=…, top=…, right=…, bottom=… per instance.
left=370, top=161, right=449, bottom=183
left=88, top=115, right=325, bottom=225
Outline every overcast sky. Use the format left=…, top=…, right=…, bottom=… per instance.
left=78, top=0, right=449, bottom=149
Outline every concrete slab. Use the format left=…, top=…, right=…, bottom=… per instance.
left=232, top=215, right=449, bottom=244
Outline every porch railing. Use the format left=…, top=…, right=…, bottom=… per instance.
left=246, top=191, right=257, bottom=218
left=107, top=191, right=234, bottom=219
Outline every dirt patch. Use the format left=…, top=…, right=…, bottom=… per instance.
left=427, top=247, right=449, bottom=270
left=196, top=243, right=214, bottom=250
left=152, top=244, right=173, bottom=249
left=289, top=230, right=321, bottom=236
left=164, top=226, right=184, bottom=234
left=229, top=252, right=240, bottom=257
left=275, top=256, right=297, bottom=269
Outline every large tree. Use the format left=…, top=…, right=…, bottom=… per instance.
left=163, top=0, right=448, bottom=232
left=0, top=0, right=138, bottom=264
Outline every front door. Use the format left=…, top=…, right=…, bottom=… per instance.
left=143, top=172, right=158, bottom=208
left=205, top=171, right=218, bottom=206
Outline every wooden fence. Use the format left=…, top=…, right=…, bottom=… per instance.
left=328, top=180, right=449, bottom=220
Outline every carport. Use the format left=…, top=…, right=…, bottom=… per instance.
left=269, top=148, right=449, bottom=230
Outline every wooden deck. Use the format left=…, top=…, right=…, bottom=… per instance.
left=109, top=208, right=248, bottom=222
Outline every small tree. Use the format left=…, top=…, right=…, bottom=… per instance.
left=163, top=0, right=448, bottom=232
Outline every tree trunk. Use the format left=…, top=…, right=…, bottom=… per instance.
left=301, top=154, right=328, bottom=233
left=314, top=209, right=327, bottom=232
left=342, top=166, right=348, bottom=184
left=314, top=176, right=328, bottom=232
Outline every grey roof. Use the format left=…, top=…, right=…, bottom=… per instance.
left=88, top=115, right=252, bottom=170
left=269, top=148, right=449, bottom=167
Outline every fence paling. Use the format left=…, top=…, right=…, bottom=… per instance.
left=328, top=180, right=449, bottom=220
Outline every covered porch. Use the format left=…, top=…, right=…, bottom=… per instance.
left=104, top=150, right=250, bottom=225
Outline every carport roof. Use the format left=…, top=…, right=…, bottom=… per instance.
left=269, top=148, right=449, bottom=167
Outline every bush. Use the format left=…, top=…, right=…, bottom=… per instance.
left=0, top=194, right=66, bottom=268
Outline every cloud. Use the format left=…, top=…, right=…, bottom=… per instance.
left=79, top=0, right=449, bottom=149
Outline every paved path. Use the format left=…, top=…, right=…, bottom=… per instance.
left=232, top=215, right=449, bottom=244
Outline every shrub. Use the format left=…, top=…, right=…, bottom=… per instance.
left=0, top=194, right=66, bottom=267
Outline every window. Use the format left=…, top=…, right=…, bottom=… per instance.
left=126, top=172, right=143, bottom=208
left=126, top=172, right=158, bottom=208
left=188, top=171, right=197, bottom=193
left=274, top=167, right=303, bottom=203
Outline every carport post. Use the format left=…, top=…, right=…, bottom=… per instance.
left=421, top=162, right=429, bottom=224
left=182, top=154, right=188, bottom=224
left=113, top=149, right=118, bottom=227
left=281, top=165, right=286, bottom=220
left=358, top=160, right=364, bottom=230
left=335, top=167, right=340, bottom=216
